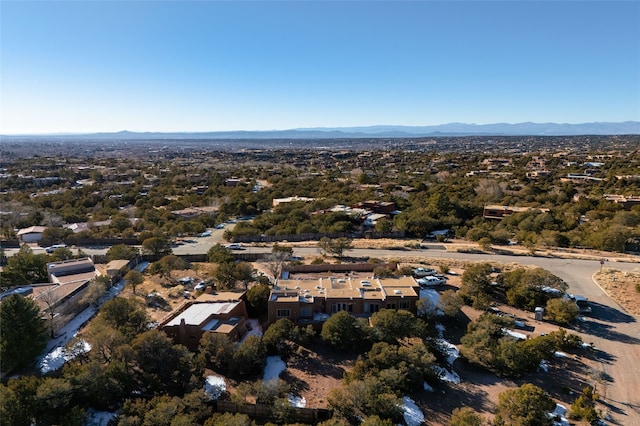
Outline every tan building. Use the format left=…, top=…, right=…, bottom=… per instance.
left=267, top=276, right=420, bottom=326
left=160, top=291, right=249, bottom=350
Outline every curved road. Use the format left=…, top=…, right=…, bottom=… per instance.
left=9, top=238, right=639, bottom=422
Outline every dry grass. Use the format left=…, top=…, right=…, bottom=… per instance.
left=594, top=268, right=640, bottom=316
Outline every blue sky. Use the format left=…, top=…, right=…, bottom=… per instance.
left=1, top=1, right=639, bottom=134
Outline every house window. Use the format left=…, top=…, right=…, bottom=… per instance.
left=277, top=309, right=291, bottom=318
left=300, top=307, right=312, bottom=317
left=387, top=303, right=396, bottom=309
left=399, top=300, right=410, bottom=310
left=365, top=303, right=380, bottom=314
left=331, top=303, right=353, bottom=313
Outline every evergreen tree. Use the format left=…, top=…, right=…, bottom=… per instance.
left=0, top=295, right=47, bottom=373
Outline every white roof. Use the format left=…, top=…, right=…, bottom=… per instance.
left=166, top=302, right=240, bottom=327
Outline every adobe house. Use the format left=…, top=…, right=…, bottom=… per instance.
left=160, top=291, right=249, bottom=350
left=267, top=276, right=420, bottom=327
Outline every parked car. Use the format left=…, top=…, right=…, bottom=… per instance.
left=214, top=224, right=225, bottom=229
left=179, top=277, right=194, bottom=284
left=198, top=230, right=212, bottom=237
left=413, top=267, right=437, bottom=277
left=45, top=243, right=67, bottom=253
left=225, top=243, right=244, bottom=250
left=417, top=276, right=446, bottom=287
left=194, top=281, right=206, bottom=291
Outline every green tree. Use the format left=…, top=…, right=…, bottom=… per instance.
left=234, top=262, right=256, bottom=290
left=94, top=297, right=149, bottom=341
left=494, top=384, right=555, bottom=426
left=438, top=289, right=464, bottom=318
left=321, top=310, right=370, bottom=352
left=106, top=244, right=139, bottom=261
left=124, top=269, right=144, bottom=295
left=327, top=237, right=354, bottom=258
left=231, top=335, right=265, bottom=377
left=0, top=295, right=47, bottom=373
left=129, top=329, right=198, bottom=396
left=149, top=255, right=186, bottom=281
left=545, top=298, right=579, bottom=325
left=0, top=373, right=41, bottom=425
left=245, top=283, right=271, bottom=316
left=208, top=243, right=235, bottom=264
left=370, top=308, right=425, bottom=343
left=199, top=333, right=235, bottom=371
left=1, top=245, right=50, bottom=286
left=449, top=407, right=484, bottom=426
left=141, top=236, right=172, bottom=256
left=459, top=263, right=493, bottom=306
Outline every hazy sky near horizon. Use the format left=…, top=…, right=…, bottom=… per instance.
left=2, top=1, right=639, bottom=134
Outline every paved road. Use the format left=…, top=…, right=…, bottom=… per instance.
left=6, top=238, right=639, bottom=422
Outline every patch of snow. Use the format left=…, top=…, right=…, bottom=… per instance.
left=263, top=355, right=286, bottom=382
left=423, top=382, right=434, bottom=392
left=431, top=365, right=461, bottom=384
left=204, top=375, right=226, bottom=400
left=84, top=408, right=117, bottom=426
left=39, top=340, right=91, bottom=374
left=435, top=323, right=446, bottom=337
left=539, top=360, right=549, bottom=373
left=548, top=404, right=570, bottom=426
left=401, top=396, right=425, bottom=426
left=502, top=328, right=527, bottom=341
left=241, top=318, right=263, bottom=342
left=288, top=393, right=306, bottom=408
left=553, top=351, right=569, bottom=358
left=436, top=338, right=459, bottom=365
left=420, top=288, right=440, bottom=306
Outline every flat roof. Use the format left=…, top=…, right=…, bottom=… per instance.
left=166, top=301, right=240, bottom=327
left=271, top=276, right=419, bottom=301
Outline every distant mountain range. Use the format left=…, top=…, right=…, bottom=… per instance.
left=4, top=121, right=639, bottom=140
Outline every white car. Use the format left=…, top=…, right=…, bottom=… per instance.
left=417, top=276, right=446, bottom=287
left=225, top=243, right=244, bottom=250
left=414, top=267, right=437, bottom=277
left=45, top=244, right=67, bottom=253
left=198, top=230, right=212, bottom=237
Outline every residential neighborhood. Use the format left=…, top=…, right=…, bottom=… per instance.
left=1, top=135, right=640, bottom=426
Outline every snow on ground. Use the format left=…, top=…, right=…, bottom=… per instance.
left=436, top=338, right=460, bottom=365
left=431, top=365, right=461, bottom=384
left=419, top=288, right=443, bottom=316
left=553, top=351, right=569, bottom=358
left=288, top=393, right=306, bottom=408
left=423, top=382, right=434, bottom=392
left=548, top=403, right=570, bottom=426
left=401, top=396, right=425, bottom=426
left=539, top=360, right=549, bottom=373
left=502, top=328, right=527, bottom=341
left=84, top=408, right=117, bottom=426
left=241, top=318, right=263, bottom=342
left=39, top=340, right=91, bottom=374
left=263, top=355, right=286, bottom=382
left=37, top=262, right=149, bottom=374
left=204, top=375, right=226, bottom=400
left=435, top=323, right=446, bottom=337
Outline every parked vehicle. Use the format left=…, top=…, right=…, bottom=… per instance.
left=570, top=294, right=592, bottom=313
left=225, top=243, right=244, bottom=250
left=417, top=276, right=446, bottom=287
left=198, top=230, right=212, bottom=237
left=45, top=244, right=67, bottom=253
left=194, top=281, right=206, bottom=291
left=413, top=267, right=437, bottom=277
